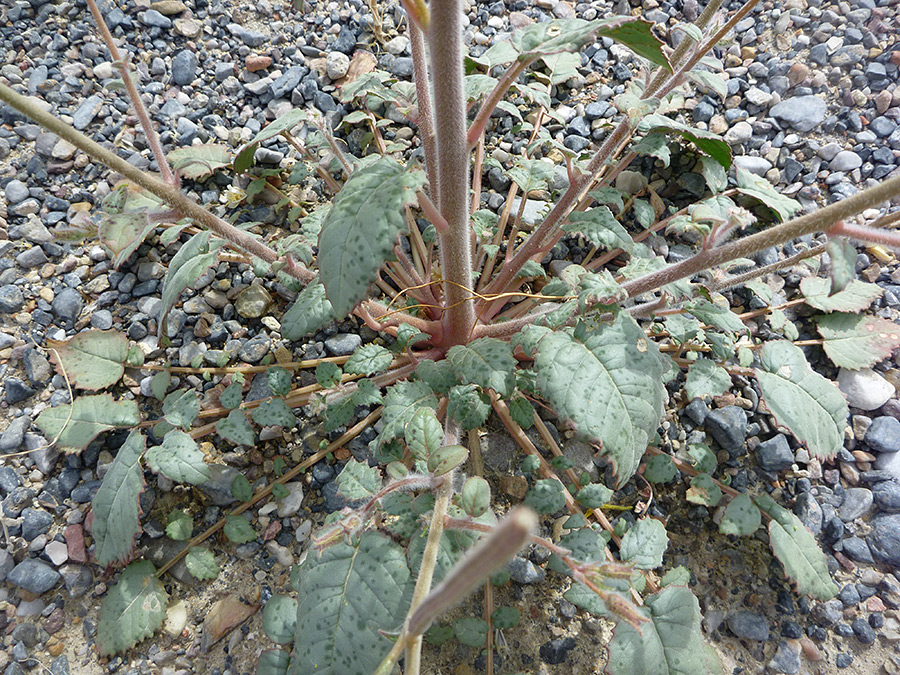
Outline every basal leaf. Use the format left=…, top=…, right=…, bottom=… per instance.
left=685, top=473, right=722, bottom=507
left=352, top=378, right=383, bottom=406
left=281, top=280, right=336, bottom=341
left=92, top=430, right=146, bottom=566
left=684, top=358, right=731, bottom=400
left=631, top=133, right=671, bottom=167
left=258, top=650, right=291, bottom=675
left=162, top=389, right=200, bottom=429
left=48, top=330, right=129, bottom=391
left=251, top=399, right=297, bottom=428
left=267, top=367, right=293, bottom=397
left=683, top=299, right=746, bottom=333
left=185, top=546, right=220, bottom=580
left=262, top=594, right=298, bottom=645
left=166, top=509, right=193, bottom=541
left=800, top=276, right=883, bottom=313
left=644, top=454, right=678, bottom=483
left=224, top=514, right=257, bottom=544
left=404, top=408, right=443, bottom=461
left=734, top=166, right=801, bottom=222
left=619, top=517, right=668, bottom=569
left=35, top=394, right=140, bottom=452
left=322, top=394, right=354, bottom=432
left=97, top=560, right=167, bottom=656
left=318, top=157, right=426, bottom=316
left=292, top=531, right=413, bottom=675
left=719, top=493, right=761, bottom=537
left=541, top=51, right=582, bottom=85
left=638, top=114, right=731, bottom=169
left=336, top=458, right=381, bottom=500
left=605, top=585, right=722, bottom=675
left=159, top=231, right=226, bottom=344
left=508, top=395, right=535, bottom=430
left=754, top=341, right=847, bottom=460
left=534, top=314, right=667, bottom=486
left=316, top=361, right=342, bottom=389
left=231, top=474, right=253, bottom=502
left=755, top=495, right=839, bottom=600
left=168, top=143, right=232, bottom=180
left=219, top=382, right=244, bottom=411
left=454, top=617, right=489, bottom=647
left=447, top=338, right=516, bottom=398
left=344, top=343, right=393, bottom=376
left=507, top=158, right=555, bottom=194
left=564, top=207, right=634, bottom=254
left=216, top=409, right=255, bottom=446
left=447, top=384, right=492, bottom=431
left=145, top=430, right=210, bottom=485
left=816, top=313, right=900, bottom=370
left=380, top=380, right=439, bottom=445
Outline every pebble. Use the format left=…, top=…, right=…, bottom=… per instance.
left=770, top=96, right=827, bottom=133
left=873, top=481, right=900, bottom=513
left=508, top=556, right=545, bottom=584
left=326, top=52, right=350, bottom=80
left=838, top=368, right=895, bottom=411
left=7, top=558, right=60, bottom=594
left=756, top=434, right=794, bottom=471
left=868, top=514, right=900, bottom=565
left=275, top=482, right=304, bottom=518
left=768, top=639, right=801, bottom=674
left=5, top=179, right=30, bottom=204
left=865, top=416, right=900, bottom=453
left=727, top=610, right=769, bottom=641
left=839, top=488, right=873, bottom=521
left=0, top=285, right=25, bottom=313
left=172, top=50, right=198, bottom=86
left=539, top=637, right=575, bottom=665
left=324, top=333, right=361, bottom=356
left=234, top=284, right=273, bottom=319
left=830, top=151, right=863, bottom=172
left=704, top=406, right=747, bottom=455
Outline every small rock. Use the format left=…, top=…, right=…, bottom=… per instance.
left=199, top=465, right=241, bottom=505
left=865, top=416, right=900, bottom=453
left=245, top=55, right=272, bottom=72
left=150, top=0, right=187, bottom=14
left=839, top=488, right=873, bottom=521
left=770, top=96, right=827, bottom=133
left=171, top=50, right=198, bottom=86
left=539, top=637, right=576, bottom=665
left=873, top=481, right=900, bottom=513
left=756, top=434, right=794, bottom=471
left=724, top=121, right=753, bottom=145
left=72, top=94, right=103, bottom=130
left=7, top=558, right=61, bottom=594
left=838, top=368, right=894, bottom=411
left=508, top=556, right=545, bottom=584
left=51, top=287, right=83, bottom=322
left=275, top=482, right=304, bottom=517
left=23, top=348, right=52, bottom=385
left=768, top=639, right=801, bottom=674
left=727, top=610, right=769, bottom=640
left=5, top=378, right=35, bottom=404
left=234, top=284, right=273, bottom=319
left=830, top=151, right=863, bottom=172
left=5, top=179, right=30, bottom=204
left=324, top=333, right=361, bottom=356
left=0, top=284, right=25, bottom=313
left=44, top=541, right=68, bottom=566
left=851, top=617, right=876, bottom=644
left=705, top=406, right=747, bottom=455
left=868, top=514, right=900, bottom=565
left=810, top=599, right=842, bottom=626
left=326, top=52, right=350, bottom=80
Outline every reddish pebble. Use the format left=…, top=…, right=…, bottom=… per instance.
left=263, top=520, right=282, bottom=541
left=65, top=523, right=88, bottom=563
left=245, top=55, right=272, bottom=72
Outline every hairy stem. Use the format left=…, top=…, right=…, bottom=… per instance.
left=467, top=60, right=530, bottom=149
left=429, top=0, right=476, bottom=348
left=410, top=22, right=439, bottom=193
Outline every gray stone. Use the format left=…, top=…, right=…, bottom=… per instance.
left=865, top=416, right=900, bottom=453
left=270, top=65, right=305, bottom=98
left=275, top=482, right=304, bottom=518
left=332, top=26, right=356, bottom=54
left=325, top=52, right=350, bottom=80
left=704, top=406, right=747, bottom=454
left=198, top=465, right=241, bottom=505
left=51, top=287, right=83, bottom=322
left=733, top=155, right=772, bottom=176
left=22, top=348, right=52, bottom=385
left=770, top=96, right=827, bottom=132
left=5, top=378, right=35, bottom=404
left=59, top=564, right=93, bottom=597
left=4, top=179, right=30, bottom=204
left=171, top=50, right=198, bottom=86
left=508, top=556, right=546, bottom=584
left=768, top=639, right=801, bottom=674
left=726, top=610, right=769, bottom=640
left=16, top=247, right=48, bottom=268
left=7, top=558, right=60, bottom=594
left=756, top=434, right=793, bottom=472
left=838, top=368, right=894, bottom=411
left=21, top=507, right=52, bottom=541
left=724, top=121, right=753, bottom=145
left=227, top=23, right=269, bottom=47
left=810, top=599, right=842, bottom=626
left=841, top=536, right=874, bottom=563
left=875, top=450, right=900, bottom=481
left=0, top=284, right=24, bottom=313
left=838, top=487, right=873, bottom=521
left=869, top=117, right=898, bottom=138
left=868, top=514, right=900, bottom=565
left=510, top=197, right=550, bottom=226
left=0, top=416, right=29, bottom=453
left=0, top=466, right=22, bottom=494
left=0, top=548, right=14, bottom=582
left=141, top=9, right=173, bottom=27
left=829, top=151, right=863, bottom=172
left=873, top=481, right=900, bottom=513
left=72, top=94, right=103, bottom=130
left=238, top=335, right=270, bottom=363
left=325, top=333, right=361, bottom=356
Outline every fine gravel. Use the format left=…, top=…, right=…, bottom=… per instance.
left=1, top=0, right=900, bottom=673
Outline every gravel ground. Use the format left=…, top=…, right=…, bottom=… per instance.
left=2, top=0, right=900, bottom=673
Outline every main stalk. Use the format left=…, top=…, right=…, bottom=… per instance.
left=428, top=0, right=477, bottom=349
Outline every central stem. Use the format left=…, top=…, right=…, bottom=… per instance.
left=428, top=0, right=476, bottom=348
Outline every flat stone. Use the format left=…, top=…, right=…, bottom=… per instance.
left=171, top=49, right=198, bottom=86
left=768, top=639, right=802, bottom=674
left=275, top=482, right=304, bottom=517
left=199, top=465, right=241, bottom=505
left=141, top=9, right=173, bottom=28
left=865, top=416, right=900, bottom=453
left=724, top=121, right=753, bottom=145
left=51, top=287, right=83, bottom=322
left=839, top=488, right=873, bottom=521
left=733, top=155, right=772, bottom=176
left=0, top=415, right=28, bottom=452
left=23, top=348, right=52, bottom=385
left=873, top=481, right=900, bottom=513
left=0, top=284, right=25, bottom=313
left=72, top=94, right=103, bottom=130
left=150, top=0, right=187, bottom=14
left=324, top=333, right=361, bottom=356
left=705, top=406, right=747, bottom=454
left=770, top=96, right=827, bottom=132
left=727, top=610, right=769, bottom=640
left=5, top=377, right=35, bottom=404
left=228, top=23, right=269, bottom=47
left=839, top=368, right=895, bottom=411
left=5, top=179, right=30, bottom=204
left=508, top=556, right=545, bottom=584
left=756, top=434, right=794, bottom=471
left=869, top=514, right=900, bottom=565
left=830, top=151, right=863, bottom=172
left=245, top=55, right=272, bottom=72
left=7, top=558, right=60, bottom=594
left=16, top=247, right=48, bottom=268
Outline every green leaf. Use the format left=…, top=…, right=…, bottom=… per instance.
left=596, top=17, right=671, bottom=70
left=166, top=509, right=193, bottom=541
left=644, top=454, right=678, bottom=483
left=97, top=560, right=167, bottom=656
left=267, top=367, right=292, bottom=397
left=508, top=395, right=535, bottom=429
left=404, top=407, right=443, bottom=461
left=661, top=566, right=692, bottom=587
left=683, top=299, right=746, bottom=333
left=98, top=211, right=156, bottom=270
left=318, top=157, right=427, bottom=316
left=151, top=370, right=171, bottom=401
left=316, top=361, right=342, bottom=388
left=251, top=399, right=297, bottom=428
left=755, top=495, right=839, bottom=600
left=541, top=50, right=582, bottom=85
left=447, top=384, right=492, bottom=430
left=719, top=494, right=761, bottom=536
left=380, top=381, right=439, bottom=445
left=216, top=409, right=255, bottom=446
left=606, top=585, right=722, bottom=675
left=240, top=110, right=307, bottom=171
left=577, top=483, right=614, bottom=509
left=414, top=359, right=457, bottom=395
left=491, top=606, right=521, bottom=629
left=686, top=473, right=722, bottom=507
left=453, top=617, right=489, bottom=648
left=35, top=394, right=140, bottom=452
left=145, top=430, right=210, bottom=485
left=293, top=531, right=413, bottom=674
left=734, top=166, right=801, bottom=222
left=827, top=237, right=856, bottom=293
left=689, top=69, right=727, bottom=101
left=447, top=338, right=516, bottom=398
left=688, top=443, right=717, bottom=475
left=232, top=474, right=253, bottom=502
left=162, top=389, right=200, bottom=429
left=507, top=158, right=556, bottom=193
left=699, top=155, right=728, bottom=193
left=564, top=207, right=634, bottom=254
left=219, top=381, right=243, bottom=409
left=47, top=329, right=129, bottom=391
left=800, top=277, right=883, bottom=313
left=685, top=359, right=731, bottom=400
left=281, top=280, right=335, bottom=341
left=168, top=144, right=231, bottom=180
left=159, top=231, right=225, bottom=344
left=344, top=343, right=393, bottom=376
left=631, top=133, right=671, bottom=167
left=460, top=477, right=491, bottom=518
left=638, top=114, right=731, bottom=169
left=619, top=518, right=668, bottom=569
left=262, top=595, right=298, bottom=645
left=184, top=546, right=219, bottom=580
left=323, top=396, right=355, bottom=433
left=754, top=341, right=847, bottom=459
left=258, top=650, right=291, bottom=675
left=816, top=313, right=900, bottom=370
left=352, top=378, right=383, bottom=406
left=589, top=187, right=627, bottom=212
left=525, top=479, right=566, bottom=514
left=664, top=314, right=700, bottom=344
left=534, top=314, right=667, bottom=486
left=272, top=483, right=290, bottom=499
left=336, top=458, right=380, bottom=500
left=224, top=515, right=257, bottom=544
left=92, top=430, right=145, bottom=566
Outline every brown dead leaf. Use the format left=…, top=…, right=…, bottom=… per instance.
left=200, top=594, right=260, bottom=652
left=339, top=50, right=377, bottom=88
